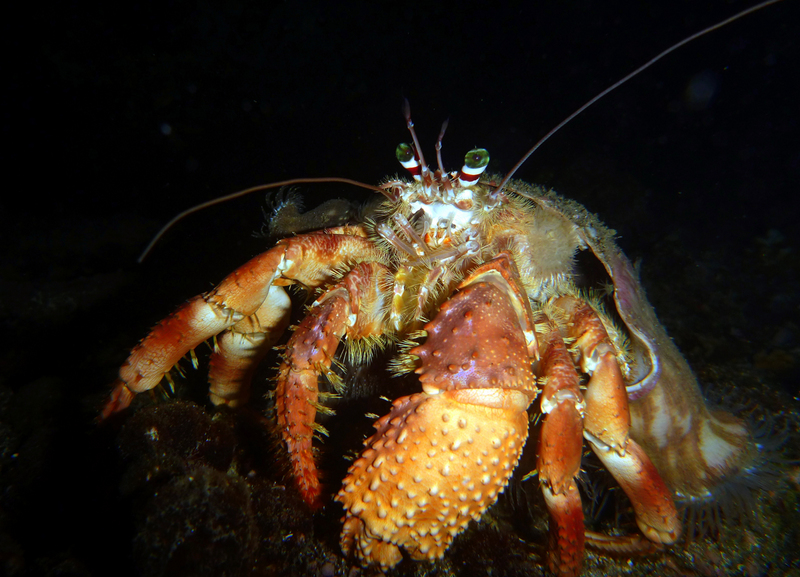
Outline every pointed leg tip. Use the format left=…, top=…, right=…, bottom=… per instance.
left=99, top=381, right=134, bottom=421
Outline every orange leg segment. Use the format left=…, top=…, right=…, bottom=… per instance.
left=537, top=326, right=587, bottom=577
left=208, top=286, right=292, bottom=406
left=276, top=261, right=394, bottom=507
left=555, top=296, right=681, bottom=546
left=101, top=230, right=382, bottom=420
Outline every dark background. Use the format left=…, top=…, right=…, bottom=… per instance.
left=1, top=1, right=798, bottom=575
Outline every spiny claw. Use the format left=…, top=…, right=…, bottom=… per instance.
left=338, top=254, right=538, bottom=567
left=337, top=388, right=531, bottom=566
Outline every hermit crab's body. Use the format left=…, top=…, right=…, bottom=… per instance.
left=103, top=115, right=755, bottom=575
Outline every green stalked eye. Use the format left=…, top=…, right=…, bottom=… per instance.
left=464, top=148, right=489, bottom=169
left=396, top=143, right=415, bottom=163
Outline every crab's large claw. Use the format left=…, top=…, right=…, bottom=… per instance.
left=337, top=254, right=539, bottom=568
left=339, top=388, right=532, bottom=567
left=101, top=227, right=382, bottom=420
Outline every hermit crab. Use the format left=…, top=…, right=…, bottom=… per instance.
left=99, top=6, right=777, bottom=575
left=102, top=99, right=758, bottom=574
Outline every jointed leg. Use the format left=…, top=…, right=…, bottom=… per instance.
left=101, top=231, right=383, bottom=419
left=554, top=296, right=680, bottom=545
left=276, top=261, right=394, bottom=506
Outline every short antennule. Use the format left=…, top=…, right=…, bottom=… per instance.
left=402, top=99, right=428, bottom=180
left=435, top=118, right=449, bottom=174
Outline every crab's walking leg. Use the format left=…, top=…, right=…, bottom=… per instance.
left=101, top=229, right=382, bottom=419
left=555, top=296, right=680, bottom=546
left=276, top=261, right=394, bottom=507
left=207, top=286, right=291, bottom=406
left=537, top=325, right=586, bottom=577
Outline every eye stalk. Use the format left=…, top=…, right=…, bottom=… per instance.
left=458, top=148, right=490, bottom=187
left=396, top=143, right=422, bottom=181
left=396, top=104, right=489, bottom=196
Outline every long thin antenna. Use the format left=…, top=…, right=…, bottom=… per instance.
left=491, top=0, right=783, bottom=198
left=137, top=177, right=386, bottom=263
left=139, top=0, right=783, bottom=262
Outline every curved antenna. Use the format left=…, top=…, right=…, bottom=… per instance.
left=492, top=0, right=783, bottom=198
left=137, top=177, right=387, bottom=263
left=139, top=0, right=782, bottom=263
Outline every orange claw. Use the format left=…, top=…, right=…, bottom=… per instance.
left=338, top=387, right=532, bottom=567
left=337, top=254, right=539, bottom=567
